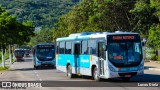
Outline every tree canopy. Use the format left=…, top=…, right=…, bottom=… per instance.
left=28, top=29, right=53, bottom=47
left=0, top=6, right=34, bottom=48
left=0, top=0, right=80, bottom=29
left=53, top=0, right=160, bottom=49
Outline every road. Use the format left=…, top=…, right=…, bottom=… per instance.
left=0, top=56, right=160, bottom=90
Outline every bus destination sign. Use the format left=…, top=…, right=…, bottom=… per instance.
left=38, top=45, right=53, bottom=48
left=113, top=36, right=135, bottom=40
left=107, top=34, right=140, bottom=42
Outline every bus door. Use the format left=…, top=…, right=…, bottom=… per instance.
left=74, top=43, right=81, bottom=74
left=98, top=42, right=105, bottom=76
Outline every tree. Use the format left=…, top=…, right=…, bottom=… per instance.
left=53, top=0, right=137, bottom=40
left=147, top=25, right=160, bottom=49
left=29, top=29, right=53, bottom=47
left=0, top=6, right=34, bottom=67
left=130, top=0, right=159, bottom=38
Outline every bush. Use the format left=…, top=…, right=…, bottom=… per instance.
left=156, top=56, right=160, bottom=61
left=144, top=47, right=157, bottom=60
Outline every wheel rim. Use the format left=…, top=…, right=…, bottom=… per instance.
left=67, top=66, right=71, bottom=77
left=94, top=69, right=98, bottom=80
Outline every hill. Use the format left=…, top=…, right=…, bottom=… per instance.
left=0, top=0, right=80, bottom=29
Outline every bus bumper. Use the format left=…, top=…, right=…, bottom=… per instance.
left=36, top=60, right=56, bottom=67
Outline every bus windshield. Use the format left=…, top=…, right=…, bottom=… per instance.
left=107, top=35, right=142, bottom=67
left=36, top=46, right=55, bottom=61
left=14, top=50, right=25, bottom=57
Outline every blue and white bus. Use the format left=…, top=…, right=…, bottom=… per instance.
left=56, top=31, right=144, bottom=81
left=14, top=49, right=25, bottom=61
left=33, top=44, right=55, bottom=69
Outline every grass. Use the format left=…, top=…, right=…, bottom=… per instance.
left=0, top=52, right=10, bottom=64
left=12, top=59, right=15, bottom=64
left=0, top=66, right=9, bottom=71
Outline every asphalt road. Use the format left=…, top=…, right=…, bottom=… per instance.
left=0, top=56, right=160, bottom=90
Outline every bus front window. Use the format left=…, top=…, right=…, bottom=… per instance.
left=37, top=47, right=55, bottom=61
left=108, top=42, right=142, bottom=67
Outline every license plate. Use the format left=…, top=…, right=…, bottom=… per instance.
left=125, top=75, right=131, bottom=77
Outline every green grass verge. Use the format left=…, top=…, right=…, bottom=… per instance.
left=0, top=51, right=10, bottom=64
left=0, top=66, right=9, bottom=71
left=12, top=59, right=15, bottom=64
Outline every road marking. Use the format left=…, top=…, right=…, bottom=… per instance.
left=34, top=70, right=43, bottom=81
left=39, top=78, right=42, bottom=81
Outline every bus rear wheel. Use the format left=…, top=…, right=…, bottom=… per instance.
left=67, top=65, right=74, bottom=78
left=93, top=67, right=101, bottom=81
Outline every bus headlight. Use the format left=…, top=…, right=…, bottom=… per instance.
left=37, top=60, right=41, bottom=63
left=109, top=65, right=116, bottom=72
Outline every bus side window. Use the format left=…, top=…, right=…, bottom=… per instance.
left=88, top=40, right=96, bottom=55
left=59, top=41, right=65, bottom=54
left=82, top=40, right=88, bottom=54
left=88, top=47, right=92, bottom=55
left=65, top=42, right=72, bottom=54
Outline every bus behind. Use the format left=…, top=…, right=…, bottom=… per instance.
left=33, top=44, right=55, bottom=69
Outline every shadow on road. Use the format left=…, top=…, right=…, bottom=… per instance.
left=9, top=67, right=56, bottom=71
left=99, top=73, right=160, bottom=82
left=68, top=73, right=160, bottom=82
left=144, top=66, right=156, bottom=70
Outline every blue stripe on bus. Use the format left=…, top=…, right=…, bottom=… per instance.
left=79, top=55, right=90, bottom=68
left=57, top=54, right=90, bottom=68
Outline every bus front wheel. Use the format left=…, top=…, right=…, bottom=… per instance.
left=93, top=67, right=101, bottom=81
left=67, top=65, right=74, bottom=78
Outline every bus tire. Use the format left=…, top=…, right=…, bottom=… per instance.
left=93, top=67, right=101, bottom=81
left=67, top=65, right=74, bottom=78
left=121, top=77, right=130, bottom=82
left=34, top=65, right=38, bottom=69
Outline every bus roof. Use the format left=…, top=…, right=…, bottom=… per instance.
left=56, top=31, right=139, bottom=41
left=35, top=43, right=54, bottom=46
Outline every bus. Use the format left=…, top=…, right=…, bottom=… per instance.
left=24, top=49, right=30, bottom=57
left=33, top=44, right=55, bottom=69
left=14, top=49, right=25, bottom=61
left=56, top=31, right=144, bottom=81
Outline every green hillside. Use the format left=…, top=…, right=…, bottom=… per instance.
left=0, top=0, right=80, bottom=29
